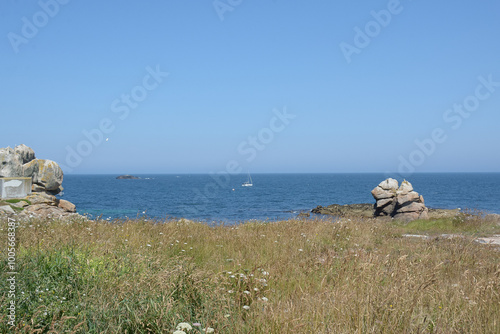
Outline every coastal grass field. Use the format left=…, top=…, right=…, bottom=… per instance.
left=1, top=212, right=499, bottom=333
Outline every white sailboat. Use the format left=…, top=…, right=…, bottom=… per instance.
left=242, top=173, right=253, bottom=187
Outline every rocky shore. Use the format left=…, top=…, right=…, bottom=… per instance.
left=311, top=203, right=461, bottom=220
left=0, top=145, right=80, bottom=219
left=311, top=179, right=466, bottom=221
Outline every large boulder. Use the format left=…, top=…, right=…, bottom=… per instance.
left=23, top=159, right=63, bottom=192
left=372, top=179, right=428, bottom=222
left=57, top=199, right=76, bottom=213
left=371, top=178, right=398, bottom=216
left=0, top=147, right=23, bottom=177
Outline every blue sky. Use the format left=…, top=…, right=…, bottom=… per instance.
left=1, top=0, right=499, bottom=174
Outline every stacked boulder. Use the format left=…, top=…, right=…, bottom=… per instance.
left=371, top=178, right=428, bottom=221
left=0, top=144, right=77, bottom=217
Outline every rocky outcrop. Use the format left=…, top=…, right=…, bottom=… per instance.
left=0, top=144, right=77, bottom=218
left=116, top=175, right=140, bottom=179
left=0, top=145, right=63, bottom=195
left=371, top=179, right=428, bottom=222
left=312, top=203, right=374, bottom=218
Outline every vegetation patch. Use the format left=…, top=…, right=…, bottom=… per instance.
left=393, top=209, right=500, bottom=236
left=4, top=199, right=32, bottom=205
left=0, top=214, right=498, bottom=333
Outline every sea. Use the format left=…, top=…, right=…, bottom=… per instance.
left=60, top=173, right=500, bottom=223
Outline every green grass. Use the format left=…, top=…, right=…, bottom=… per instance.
left=393, top=210, right=500, bottom=236
left=3, top=199, right=32, bottom=205
left=0, top=199, right=31, bottom=212
left=0, top=212, right=499, bottom=333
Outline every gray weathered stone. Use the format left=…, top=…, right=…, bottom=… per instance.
left=0, top=147, right=23, bottom=177
left=25, top=192, right=57, bottom=205
left=377, top=198, right=394, bottom=208
left=395, top=202, right=426, bottom=213
left=57, top=199, right=76, bottom=213
left=378, top=178, right=399, bottom=191
left=0, top=205, right=15, bottom=214
left=396, top=191, right=420, bottom=206
left=371, top=186, right=395, bottom=200
left=23, top=159, right=63, bottom=192
left=15, top=144, right=35, bottom=164
left=398, top=180, right=413, bottom=194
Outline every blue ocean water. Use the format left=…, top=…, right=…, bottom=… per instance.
left=60, top=173, right=500, bottom=223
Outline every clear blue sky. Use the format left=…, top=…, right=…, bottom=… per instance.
left=1, top=0, right=499, bottom=174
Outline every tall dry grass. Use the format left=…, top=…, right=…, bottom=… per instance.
left=1, top=213, right=499, bottom=333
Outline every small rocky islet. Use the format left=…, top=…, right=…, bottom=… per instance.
left=116, top=175, right=140, bottom=179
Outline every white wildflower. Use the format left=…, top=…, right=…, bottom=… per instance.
left=243, top=305, right=250, bottom=310
left=176, top=322, right=192, bottom=331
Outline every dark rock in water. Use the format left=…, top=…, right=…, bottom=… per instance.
left=311, top=203, right=374, bottom=218
left=116, top=175, right=140, bottom=179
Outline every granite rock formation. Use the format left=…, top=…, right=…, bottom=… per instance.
left=371, top=178, right=428, bottom=222
left=0, top=144, right=77, bottom=218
